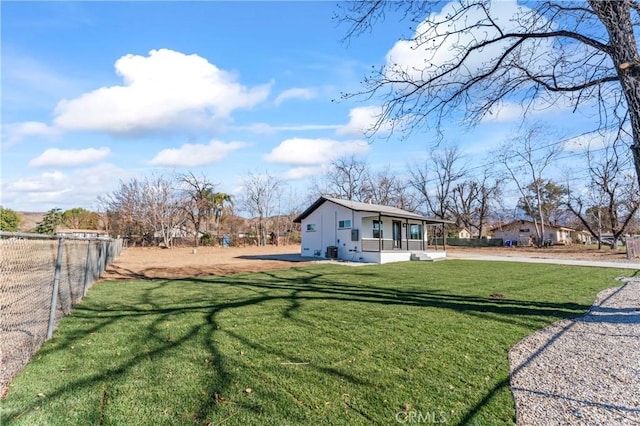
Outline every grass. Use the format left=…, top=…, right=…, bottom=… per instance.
left=1, top=260, right=636, bottom=425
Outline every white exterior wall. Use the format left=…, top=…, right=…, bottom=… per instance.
left=493, top=229, right=530, bottom=245
left=300, top=201, right=360, bottom=259
left=358, top=251, right=412, bottom=264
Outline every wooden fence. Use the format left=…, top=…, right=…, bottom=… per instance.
left=627, top=235, right=640, bottom=259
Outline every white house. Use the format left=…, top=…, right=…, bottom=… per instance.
left=56, top=228, right=109, bottom=240
left=456, top=227, right=473, bottom=239
left=293, top=197, right=451, bottom=263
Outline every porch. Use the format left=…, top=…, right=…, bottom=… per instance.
left=358, top=217, right=448, bottom=264
left=361, top=237, right=446, bottom=252
left=358, top=247, right=447, bottom=264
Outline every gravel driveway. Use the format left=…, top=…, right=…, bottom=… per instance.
left=509, top=278, right=640, bottom=425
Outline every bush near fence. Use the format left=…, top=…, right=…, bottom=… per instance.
left=0, top=232, right=123, bottom=397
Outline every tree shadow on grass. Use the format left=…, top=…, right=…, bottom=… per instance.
left=2, top=265, right=612, bottom=425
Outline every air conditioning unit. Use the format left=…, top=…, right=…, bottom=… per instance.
left=326, top=246, right=338, bottom=259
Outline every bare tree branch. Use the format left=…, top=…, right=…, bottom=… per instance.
left=338, top=0, right=640, bottom=186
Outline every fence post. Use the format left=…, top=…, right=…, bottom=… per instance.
left=83, top=241, right=93, bottom=297
left=47, top=238, right=65, bottom=340
left=101, top=241, right=107, bottom=273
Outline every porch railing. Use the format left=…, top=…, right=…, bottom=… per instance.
left=361, top=238, right=426, bottom=252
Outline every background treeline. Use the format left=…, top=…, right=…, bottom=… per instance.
left=2, top=126, right=639, bottom=249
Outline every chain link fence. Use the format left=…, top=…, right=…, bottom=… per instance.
left=0, top=232, right=124, bottom=396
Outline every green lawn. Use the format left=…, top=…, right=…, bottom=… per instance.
left=1, top=261, right=636, bottom=425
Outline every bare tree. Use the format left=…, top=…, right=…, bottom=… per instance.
left=240, top=171, right=282, bottom=246
left=409, top=146, right=466, bottom=219
left=100, top=175, right=184, bottom=247
left=338, top=1, right=640, bottom=187
left=98, top=179, right=144, bottom=242
left=314, top=156, right=370, bottom=201
left=451, top=170, right=502, bottom=238
left=497, top=126, right=562, bottom=246
left=281, top=187, right=304, bottom=245
left=143, top=175, right=185, bottom=248
left=566, top=141, right=640, bottom=248
left=177, top=172, right=216, bottom=247
left=364, top=166, right=416, bottom=209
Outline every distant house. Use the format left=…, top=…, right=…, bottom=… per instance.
left=56, top=228, right=109, bottom=239
left=456, top=227, right=473, bottom=239
left=573, top=230, right=594, bottom=245
left=491, top=220, right=579, bottom=245
left=153, top=227, right=204, bottom=240
left=293, top=196, right=451, bottom=263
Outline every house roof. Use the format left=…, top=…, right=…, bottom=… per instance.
left=56, top=228, right=108, bottom=234
left=293, top=196, right=452, bottom=224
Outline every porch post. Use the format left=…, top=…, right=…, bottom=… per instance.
left=405, top=218, right=409, bottom=250
left=443, top=222, right=447, bottom=249
left=421, top=220, right=425, bottom=251
left=378, top=213, right=382, bottom=252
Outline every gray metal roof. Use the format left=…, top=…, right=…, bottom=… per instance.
left=293, top=196, right=452, bottom=224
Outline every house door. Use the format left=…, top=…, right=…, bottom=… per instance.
left=392, top=221, right=402, bottom=249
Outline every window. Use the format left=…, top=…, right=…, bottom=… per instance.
left=409, top=224, right=422, bottom=240
left=306, top=224, right=316, bottom=232
left=338, top=219, right=351, bottom=229
left=373, top=220, right=382, bottom=238
left=519, top=228, right=530, bottom=233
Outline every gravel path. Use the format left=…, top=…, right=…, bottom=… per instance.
left=509, top=278, right=640, bottom=425
left=446, top=251, right=640, bottom=269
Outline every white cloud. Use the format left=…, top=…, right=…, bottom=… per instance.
left=482, top=102, right=527, bottom=123
left=281, top=165, right=327, bottom=180
left=337, top=106, right=390, bottom=137
left=274, top=88, right=316, bottom=106
left=240, top=122, right=342, bottom=135
left=9, top=171, right=67, bottom=192
left=2, top=121, right=60, bottom=147
left=244, top=122, right=278, bottom=135
left=149, top=140, right=247, bottom=167
left=385, top=0, right=527, bottom=83
left=1, top=164, right=133, bottom=211
left=264, top=138, right=369, bottom=166
left=562, top=132, right=612, bottom=152
left=29, top=147, right=110, bottom=168
left=53, top=49, right=271, bottom=135
left=481, top=96, right=582, bottom=124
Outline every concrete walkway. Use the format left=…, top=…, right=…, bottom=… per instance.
left=446, top=252, right=640, bottom=270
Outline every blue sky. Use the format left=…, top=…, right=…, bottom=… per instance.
left=1, top=1, right=604, bottom=213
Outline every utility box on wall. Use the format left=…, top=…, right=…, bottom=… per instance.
left=351, top=229, right=359, bottom=241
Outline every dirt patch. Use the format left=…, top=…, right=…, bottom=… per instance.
left=101, top=244, right=316, bottom=280
left=446, top=245, right=630, bottom=262
left=102, top=244, right=633, bottom=281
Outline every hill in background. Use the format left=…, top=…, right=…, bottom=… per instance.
left=18, top=212, right=45, bottom=232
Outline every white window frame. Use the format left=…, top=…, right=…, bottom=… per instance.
left=338, top=219, right=351, bottom=229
